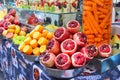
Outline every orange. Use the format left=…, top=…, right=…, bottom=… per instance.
left=40, top=45, right=46, bottom=53
left=32, top=31, right=41, bottom=40
left=30, top=30, right=36, bottom=37
left=7, top=29, right=15, bottom=33
left=38, top=37, right=48, bottom=45
left=33, top=47, right=41, bottom=56
left=30, top=39, right=38, bottom=48
left=24, top=37, right=32, bottom=45
left=46, top=32, right=53, bottom=40
left=35, top=25, right=43, bottom=32
left=26, top=33, right=30, bottom=38
left=8, top=24, right=16, bottom=29
left=19, top=31, right=26, bottom=36
left=41, top=30, right=48, bottom=38
left=18, top=42, right=26, bottom=52
left=23, top=45, right=33, bottom=55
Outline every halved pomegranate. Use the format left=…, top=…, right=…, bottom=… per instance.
left=73, top=32, right=87, bottom=47
left=41, top=52, right=56, bottom=68
left=81, top=44, right=98, bottom=61
left=98, top=44, right=112, bottom=58
left=66, top=20, right=80, bottom=34
left=55, top=53, right=71, bottom=70
left=3, top=21, right=11, bottom=30
left=8, top=9, right=16, bottom=16
left=54, top=27, right=69, bottom=42
left=61, top=39, right=77, bottom=56
left=0, top=27, right=5, bottom=35
left=46, top=38, right=60, bottom=55
left=71, top=52, right=86, bottom=68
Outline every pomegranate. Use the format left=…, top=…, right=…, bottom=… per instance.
left=71, top=52, right=86, bottom=68
left=5, top=15, right=14, bottom=23
left=3, top=22, right=11, bottom=30
left=81, top=44, right=98, bottom=61
left=21, top=26, right=27, bottom=32
left=54, top=27, right=69, bottom=42
left=47, top=38, right=60, bottom=55
left=41, top=52, right=56, bottom=68
left=0, top=27, right=5, bottom=35
left=14, top=19, right=20, bottom=25
left=66, top=20, right=80, bottom=34
left=73, top=32, right=87, bottom=47
left=8, top=9, right=16, bottom=16
left=5, top=32, right=14, bottom=38
left=98, top=44, right=112, bottom=58
left=61, top=39, right=77, bottom=56
left=55, top=53, right=71, bottom=70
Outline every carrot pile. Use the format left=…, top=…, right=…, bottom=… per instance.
left=82, top=0, right=112, bottom=47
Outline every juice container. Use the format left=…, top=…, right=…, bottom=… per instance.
left=82, top=0, right=113, bottom=47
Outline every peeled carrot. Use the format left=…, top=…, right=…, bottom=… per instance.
left=100, top=12, right=111, bottom=28
left=93, top=3, right=98, bottom=22
left=83, top=5, right=93, bottom=11
left=87, top=12, right=102, bottom=34
left=92, top=0, right=103, bottom=6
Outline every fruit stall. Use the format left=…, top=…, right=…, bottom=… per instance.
left=0, top=0, right=120, bottom=80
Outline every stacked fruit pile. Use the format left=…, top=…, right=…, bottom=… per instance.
left=18, top=25, right=54, bottom=56
left=0, top=9, right=20, bottom=35
left=40, top=20, right=112, bottom=70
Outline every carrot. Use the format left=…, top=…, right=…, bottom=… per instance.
left=83, top=30, right=91, bottom=35
left=93, top=3, right=98, bottom=22
left=87, top=35, right=94, bottom=39
left=98, top=7, right=108, bottom=14
left=87, top=39, right=95, bottom=43
left=86, top=15, right=98, bottom=34
left=92, top=0, right=104, bottom=6
left=84, top=1, right=93, bottom=6
left=99, top=15, right=106, bottom=19
left=95, top=38, right=102, bottom=42
left=100, top=12, right=111, bottom=28
left=87, top=12, right=102, bottom=34
left=83, top=5, right=93, bottom=11
left=83, top=16, right=93, bottom=34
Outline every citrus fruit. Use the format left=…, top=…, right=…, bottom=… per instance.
left=38, top=37, right=48, bottom=45
left=23, top=45, right=33, bottom=55
left=30, top=39, right=38, bottom=48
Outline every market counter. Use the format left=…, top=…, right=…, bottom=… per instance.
left=0, top=38, right=120, bottom=80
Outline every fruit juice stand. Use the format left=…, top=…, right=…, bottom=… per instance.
left=0, top=0, right=120, bottom=80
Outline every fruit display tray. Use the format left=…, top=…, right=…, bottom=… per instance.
left=87, top=53, right=120, bottom=74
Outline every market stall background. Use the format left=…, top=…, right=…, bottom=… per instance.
left=0, top=0, right=120, bottom=80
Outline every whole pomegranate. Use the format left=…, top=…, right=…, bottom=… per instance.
left=41, top=52, right=56, bottom=68
left=98, top=44, right=112, bottom=58
left=54, top=27, right=69, bottom=42
left=61, top=39, right=77, bottom=56
left=55, top=53, right=71, bottom=70
left=71, top=52, right=86, bottom=68
left=46, top=38, right=60, bottom=55
left=73, top=32, right=87, bottom=47
left=66, top=20, right=80, bottom=34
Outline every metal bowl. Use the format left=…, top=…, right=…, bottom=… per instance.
left=40, top=62, right=86, bottom=79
